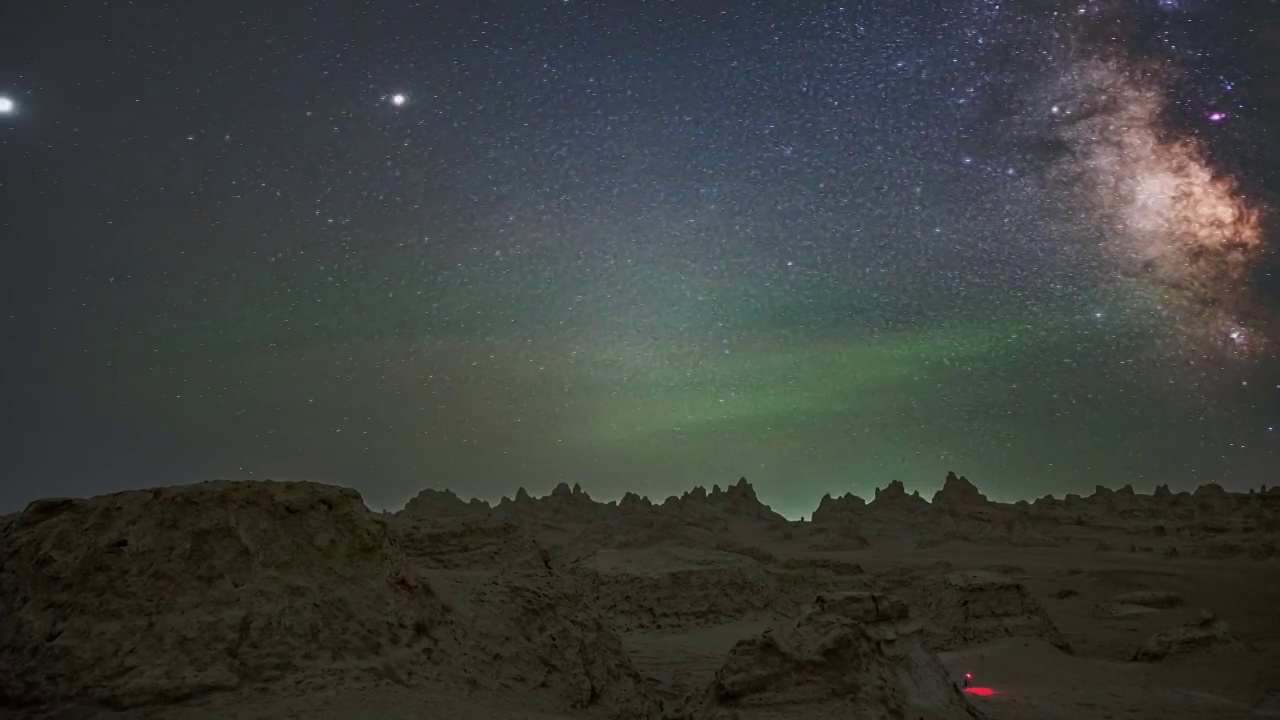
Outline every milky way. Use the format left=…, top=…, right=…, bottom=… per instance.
left=980, top=0, right=1274, bottom=363
left=1045, top=57, right=1264, bottom=357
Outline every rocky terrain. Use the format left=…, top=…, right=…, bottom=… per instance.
left=2, top=471, right=1279, bottom=719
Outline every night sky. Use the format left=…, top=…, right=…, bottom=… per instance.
left=2, top=1, right=1278, bottom=519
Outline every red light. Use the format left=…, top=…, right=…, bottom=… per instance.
left=963, top=687, right=999, bottom=697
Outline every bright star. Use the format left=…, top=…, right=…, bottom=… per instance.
left=0, top=96, right=15, bottom=115
left=390, top=94, right=407, bottom=107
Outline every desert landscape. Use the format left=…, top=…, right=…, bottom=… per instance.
left=2, top=472, right=1279, bottom=719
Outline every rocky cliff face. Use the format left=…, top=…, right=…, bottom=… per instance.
left=0, top=480, right=658, bottom=717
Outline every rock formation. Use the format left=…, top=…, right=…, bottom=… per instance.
left=0, top=481, right=657, bottom=717
left=931, top=471, right=989, bottom=507
left=1134, top=611, right=1237, bottom=662
left=1, top=481, right=447, bottom=709
left=394, top=473, right=1279, bottom=562
left=573, top=547, right=778, bottom=630
left=400, top=487, right=489, bottom=518
left=904, top=570, right=1070, bottom=652
left=811, top=492, right=866, bottom=523
left=3, top=469, right=1277, bottom=718
left=869, top=479, right=931, bottom=511
left=685, top=591, right=982, bottom=719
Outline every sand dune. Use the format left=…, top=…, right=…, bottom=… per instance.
left=2, top=472, right=1278, bottom=718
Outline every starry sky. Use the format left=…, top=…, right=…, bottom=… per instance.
left=2, top=0, right=1278, bottom=518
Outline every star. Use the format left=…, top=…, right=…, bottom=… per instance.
left=0, top=96, right=15, bottom=115
left=389, top=93, right=407, bottom=107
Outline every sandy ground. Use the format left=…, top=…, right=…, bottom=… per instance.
left=2, top=474, right=1278, bottom=719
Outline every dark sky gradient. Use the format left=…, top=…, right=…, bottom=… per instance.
left=2, top=1, right=1278, bottom=518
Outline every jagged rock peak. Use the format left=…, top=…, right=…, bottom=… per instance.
left=696, top=477, right=787, bottom=523
left=874, top=480, right=908, bottom=500
left=545, top=482, right=593, bottom=502
left=393, top=474, right=1267, bottom=526
left=1194, top=483, right=1227, bottom=498
left=735, top=477, right=757, bottom=496
left=870, top=480, right=928, bottom=506
left=618, top=491, right=651, bottom=509
left=720, top=477, right=758, bottom=501
left=932, top=471, right=988, bottom=505
left=400, top=487, right=490, bottom=517
left=826, top=491, right=867, bottom=507
left=812, top=492, right=867, bottom=524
